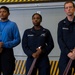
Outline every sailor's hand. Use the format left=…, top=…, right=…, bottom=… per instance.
left=0, top=42, right=3, bottom=48
left=32, top=52, right=39, bottom=58
left=67, top=52, right=75, bottom=60
left=0, top=48, right=3, bottom=53
left=36, top=46, right=42, bottom=54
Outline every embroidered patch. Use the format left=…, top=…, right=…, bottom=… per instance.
left=62, top=27, right=69, bottom=30
left=40, top=33, right=45, bottom=36
left=27, top=34, right=34, bottom=36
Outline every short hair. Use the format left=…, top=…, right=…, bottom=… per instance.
left=0, top=6, right=10, bottom=13
left=32, top=13, right=42, bottom=22
left=64, top=1, right=75, bottom=8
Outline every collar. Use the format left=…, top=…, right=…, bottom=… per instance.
left=63, top=16, right=75, bottom=26
left=30, top=26, right=46, bottom=32
left=0, top=19, right=9, bottom=23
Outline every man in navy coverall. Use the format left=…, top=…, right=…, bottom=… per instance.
left=57, top=1, right=75, bottom=75
left=22, top=13, right=54, bottom=75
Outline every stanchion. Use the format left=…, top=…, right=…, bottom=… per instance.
left=63, top=59, right=72, bottom=75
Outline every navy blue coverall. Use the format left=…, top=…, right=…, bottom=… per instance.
left=57, top=17, right=75, bottom=75
left=22, top=26, right=54, bottom=75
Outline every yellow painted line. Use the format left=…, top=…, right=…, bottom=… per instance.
left=15, top=60, right=20, bottom=74
left=19, top=0, right=22, bottom=2
left=50, top=61, right=55, bottom=75
left=53, top=61, right=58, bottom=75
left=23, top=0, right=26, bottom=1
left=10, top=0, right=14, bottom=2
left=22, top=60, right=26, bottom=74
left=2, top=0, right=6, bottom=2
left=28, top=0, right=30, bottom=1
left=32, top=0, right=35, bottom=1
left=0, top=0, right=50, bottom=3
left=7, top=0, right=11, bottom=2
left=13, top=60, right=75, bottom=75
left=23, top=66, right=26, bottom=74
left=14, top=60, right=20, bottom=74
left=14, top=0, right=18, bottom=2
left=72, top=68, right=74, bottom=75
left=17, top=60, right=22, bottom=74
left=56, top=68, right=59, bottom=75
left=20, top=60, right=25, bottom=74
left=0, top=0, right=2, bottom=2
